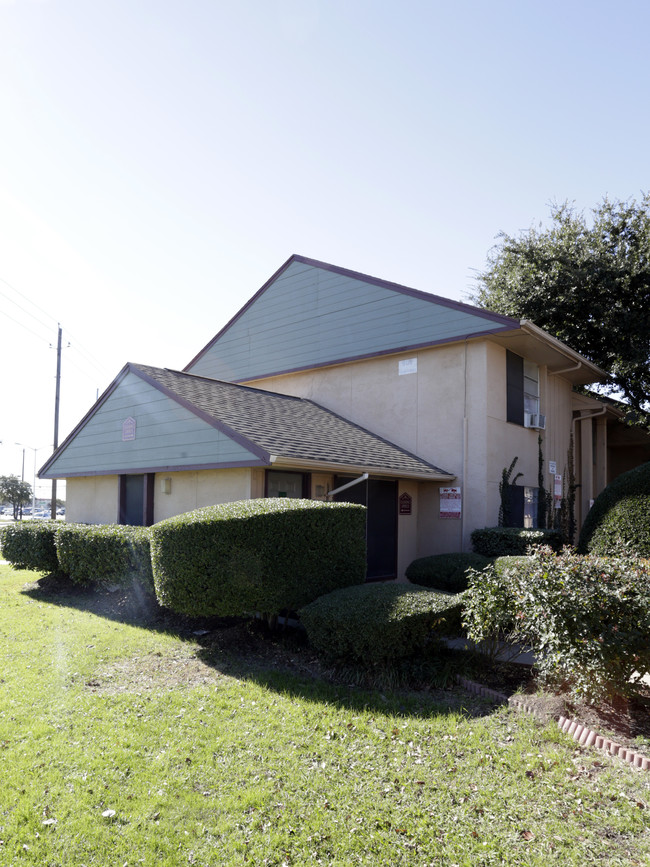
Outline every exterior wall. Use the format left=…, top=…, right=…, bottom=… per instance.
left=66, top=475, right=120, bottom=524
left=153, top=468, right=253, bottom=522
left=397, top=480, right=419, bottom=579
left=66, top=469, right=255, bottom=525
left=247, top=338, right=581, bottom=552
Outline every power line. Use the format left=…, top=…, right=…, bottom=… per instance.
left=0, top=306, right=52, bottom=344
left=0, top=276, right=58, bottom=328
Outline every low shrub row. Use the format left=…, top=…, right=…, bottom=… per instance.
left=0, top=520, right=60, bottom=574
left=0, top=520, right=154, bottom=590
left=0, top=499, right=366, bottom=617
left=56, top=523, right=154, bottom=591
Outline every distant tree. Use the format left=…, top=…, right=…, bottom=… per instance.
left=0, top=475, right=33, bottom=520
left=473, top=195, right=650, bottom=427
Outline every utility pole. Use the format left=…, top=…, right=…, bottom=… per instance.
left=51, top=324, right=62, bottom=519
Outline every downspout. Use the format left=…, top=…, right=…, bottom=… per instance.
left=549, top=360, right=582, bottom=377
left=571, top=406, right=607, bottom=523
left=461, top=339, right=468, bottom=552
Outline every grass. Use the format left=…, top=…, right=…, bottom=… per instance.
left=0, top=564, right=649, bottom=866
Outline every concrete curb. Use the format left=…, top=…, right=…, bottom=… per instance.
left=456, top=676, right=650, bottom=772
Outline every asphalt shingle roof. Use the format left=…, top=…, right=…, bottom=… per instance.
left=133, top=364, right=451, bottom=478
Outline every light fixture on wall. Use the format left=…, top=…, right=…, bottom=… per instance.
left=161, top=478, right=172, bottom=494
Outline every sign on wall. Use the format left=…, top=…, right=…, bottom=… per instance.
left=399, top=492, right=412, bottom=515
left=439, top=486, right=461, bottom=519
left=554, top=474, right=563, bottom=509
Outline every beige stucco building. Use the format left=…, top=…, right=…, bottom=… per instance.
left=40, top=255, right=650, bottom=579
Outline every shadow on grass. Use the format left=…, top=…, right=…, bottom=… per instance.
left=21, top=572, right=520, bottom=720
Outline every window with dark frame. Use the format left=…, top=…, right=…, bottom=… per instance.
left=506, top=350, right=540, bottom=426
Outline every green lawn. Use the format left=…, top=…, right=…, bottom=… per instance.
left=0, top=564, right=648, bottom=866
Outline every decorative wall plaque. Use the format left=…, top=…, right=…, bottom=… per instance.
left=399, top=492, right=412, bottom=515
left=122, top=417, right=136, bottom=441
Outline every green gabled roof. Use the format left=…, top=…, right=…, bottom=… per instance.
left=185, top=254, right=520, bottom=382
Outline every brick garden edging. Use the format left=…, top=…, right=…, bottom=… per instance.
left=456, top=676, right=650, bottom=772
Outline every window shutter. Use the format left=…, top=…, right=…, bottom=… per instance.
left=506, top=350, right=524, bottom=425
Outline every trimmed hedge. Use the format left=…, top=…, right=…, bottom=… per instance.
left=578, top=461, right=650, bottom=556
left=471, top=526, right=562, bottom=557
left=0, top=520, right=61, bottom=574
left=405, top=552, right=491, bottom=592
left=299, top=583, right=463, bottom=665
left=55, top=523, right=154, bottom=591
left=149, top=498, right=366, bottom=617
left=463, top=548, right=650, bottom=701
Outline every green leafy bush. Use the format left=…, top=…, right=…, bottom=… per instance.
left=299, top=583, right=463, bottom=665
left=149, top=498, right=366, bottom=617
left=578, top=461, right=650, bottom=556
left=492, top=555, right=532, bottom=577
left=0, top=520, right=61, bottom=574
left=405, top=552, right=491, bottom=592
left=471, top=526, right=562, bottom=557
left=55, top=524, right=154, bottom=591
left=463, top=548, right=650, bottom=701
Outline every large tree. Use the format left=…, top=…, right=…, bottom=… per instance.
left=472, top=195, right=650, bottom=427
left=0, top=475, right=33, bottom=520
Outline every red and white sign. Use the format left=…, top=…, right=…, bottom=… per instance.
left=440, top=487, right=461, bottom=519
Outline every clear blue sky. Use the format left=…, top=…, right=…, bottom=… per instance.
left=1, top=0, right=648, bottom=494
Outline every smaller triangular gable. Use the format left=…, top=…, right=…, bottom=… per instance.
left=40, top=365, right=269, bottom=479
left=185, top=254, right=519, bottom=382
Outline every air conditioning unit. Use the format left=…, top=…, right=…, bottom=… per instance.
left=525, top=413, right=546, bottom=430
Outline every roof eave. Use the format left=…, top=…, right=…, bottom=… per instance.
left=268, top=455, right=455, bottom=482
left=490, top=321, right=608, bottom=385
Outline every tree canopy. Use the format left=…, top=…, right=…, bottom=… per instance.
left=0, top=475, right=33, bottom=520
left=472, top=195, right=650, bottom=427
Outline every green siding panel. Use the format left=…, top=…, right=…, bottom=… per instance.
left=43, top=372, right=262, bottom=477
left=188, top=260, right=509, bottom=381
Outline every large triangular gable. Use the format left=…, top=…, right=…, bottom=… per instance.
left=185, top=255, right=520, bottom=382
left=39, top=364, right=269, bottom=479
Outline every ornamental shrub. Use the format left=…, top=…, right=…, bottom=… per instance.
left=471, top=526, right=562, bottom=557
left=463, top=548, right=650, bottom=702
left=578, top=461, right=650, bottom=556
left=55, top=524, right=154, bottom=591
left=299, top=583, right=463, bottom=665
left=0, top=520, right=61, bottom=574
left=405, top=552, right=491, bottom=592
left=149, top=498, right=366, bottom=618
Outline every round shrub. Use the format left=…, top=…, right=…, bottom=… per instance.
left=471, top=527, right=562, bottom=556
left=405, top=552, right=491, bottom=592
left=0, top=520, right=61, bottom=574
left=578, top=461, right=650, bottom=555
left=299, top=583, right=463, bottom=665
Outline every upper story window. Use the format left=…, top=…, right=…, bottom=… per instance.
left=506, top=350, right=541, bottom=426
